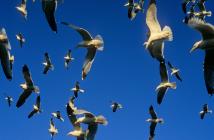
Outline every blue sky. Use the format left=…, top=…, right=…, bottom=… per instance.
left=0, top=0, right=214, bottom=140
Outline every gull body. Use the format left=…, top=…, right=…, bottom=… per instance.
left=16, top=33, right=25, bottom=48
left=28, top=96, right=42, bottom=118
left=43, top=52, right=54, bottom=74
left=111, top=102, right=123, bottom=112
left=167, top=62, right=182, bottom=82
left=5, top=96, right=13, bottom=107
left=16, top=0, right=27, bottom=19
left=200, top=104, right=212, bottom=119
left=49, top=118, right=58, bottom=139
left=64, top=49, right=74, bottom=69
left=71, top=81, right=85, bottom=98
left=52, top=111, right=64, bottom=122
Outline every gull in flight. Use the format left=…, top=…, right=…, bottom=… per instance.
left=28, top=95, right=42, bottom=119
left=199, top=104, right=212, bottom=119
left=187, top=17, right=214, bottom=95
left=144, top=0, right=173, bottom=62
left=61, top=22, right=104, bottom=80
left=110, top=102, right=123, bottom=112
left=156, top=62, right=176, bottom=105
left=124, top=0, right=144, bottom=20
left=71, top=81, right=85, bottom=98
left=48, top=118, right=58, bottom=139
left=16, top=0, right=27, bottom=20
left=4, top=95, right=13, bottom=107
left=0, top=28, right=14, bottom=80
left=16, top=33, right=25, bottom=48
left=182, top=0, right=196, bottom=14
left=52, top=111, right=64, bottom=122
left=43, top=52, right=54, bottom=74
left=146, top=105, right=164, bottom=140
left=16, top=65, right=40, bottom=108
left=167, top=61, right=182, bottom=82
left=64, top=49, right=74, bottom=69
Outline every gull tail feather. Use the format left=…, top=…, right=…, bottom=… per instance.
left=163, top=26, right=173, bottom=41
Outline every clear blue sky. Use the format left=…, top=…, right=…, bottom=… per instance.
left=0, top=0, right=214, bottom=140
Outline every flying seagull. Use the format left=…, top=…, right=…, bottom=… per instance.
left=61, top=22, right=104, bottom=80
left=43, top=52, right=54, bottom=74
left=5, top=95, right=13, bottom=107
left=124, top=0, right=144, bottom=20
left=167, top=62, right=182, bottom=82
left=156, top=62, right=176, bottom=105
left=28, top=95, right=42, bottom=119
left=0, top=28, right=14, bottom=80
left=48, top=118, right=58, bottom=139
left=16, top=65, right=40, bottom=108
left=64, top=49, right=74, bottom=69
left=182, top=0, right=196, bottom=14
left=16, top=0, right=27, bottom=19
left=42, top=0, right=58, bottom=33
left=71, top=81, right=85, bottom=98
left=199, top=104, right=212, bottom=119
left=196, top=0, right=211, bottom=20
left=16, top=33, right=25, bottom=48
left=52, top=111, right=64, bottom=122
left=66, top=98, right=85, bottom=140
left=187, top=17, right=214, bottom=95
left=111, top=102, right=123, bottom=112
left=144, top=0, right=173, bottom=62
left=146, top=105, right=163, bottom=140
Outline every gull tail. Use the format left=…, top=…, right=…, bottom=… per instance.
left=96, top=115, right=108, bottom=125
left=169, top=82, right=177, bottom=89
left=94, top=35, right=104, bottom=51
left=34, top=86, right=40, bottom=94
left=163, top=26, right=173, bottom=41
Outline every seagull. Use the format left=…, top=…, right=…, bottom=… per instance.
left=5, top=96, right=13, bottom=107
left=71, top=81, right=85, bottom=98
left=0, top=28, right=14, bottom=80
left=64, top=49, right=74, bottom=69
left=52, top=111, right=64, bottom=122
left=42, top=0, right=58, bottom=33
left=43, top=52, right=54, bottom=74
left=200, top=104, right=212, bottom=119
left=28, top=95, right=42, bottom=119
left=167, top=62, right=182, bottom=82
left=196, top=0, right=211, bottom=20
left=48, top=118, right=58, bottom=139
left=156, top=62, right=176, bottom=105
left=61, top=22, right=104, bottom=80
left=110, top=102, right=123, bottom=112
left=187, top=17, right=214, bottom=95
left=16, top=33, right=25, bottom=48
left=146, top=105, right=164, bottom=140
left=124, top=0, right=144, bottom=20
left=16, top=0, right=27, bottom=20
left=182, top=0, right=196, bottom=14
left=66, top=98, right=85, bottom=140
left=16, top=65, right=40, bottom=108
left=144, top=0, right=173, bottom=62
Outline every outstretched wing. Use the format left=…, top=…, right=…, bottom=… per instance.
left=149, top=105, right=157, bottom=119
left=16, top=89, right=32, bottom=108
left=86, top=124, right=98, bottom=140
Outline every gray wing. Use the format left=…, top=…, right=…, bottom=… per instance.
left=28, top=109, right=37, bottom=118
left=188, top=18, right=214, bottom=40
left=146, top=0, right=161, bottom=34
left=160, top=62, right=168, bottom=82
left=22, top=0, right=27, bottom=5
left=36, top=95, right=41, bottom=108
left=16, top=89, right=32, bottom=108
left=45, top=52, right=52, bottom=65
left=66, top=102, right=81, bottom=130
left=204, top=50, right=214, bottom=95
left=197, top=0, right=206, bottom=12
left=149, top=105, right=157, bottom=119
left=167, top=62, right=173, bottom=69
left=82, top=48, right=96, bottom=80
left=61, top=22, right=92, bottom=41
left=42, top=0, right=57, bottom=32
left=148, top=42, right=164, bottom=62
left=86, top=124, right=98, bottom=140
left=157, top=87, right=167, bottom=105
left=22, top=65, right=34, bottom=86
left=43, top=66, right=49, bottom=74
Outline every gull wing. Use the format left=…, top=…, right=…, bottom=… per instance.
left=22, top=65, right=34, bottom=86
left=61, top=22, right=92, bottom=41
left=146, top=0, right=161, bottom=34
left=149, top=122, right=156, bottom=138
left=82, top=48, right=96, bottom=80
left=28, top=109, right=37, bottom=118
left=148, top=42, right=164, bottom=62
left=86, top=124, right=98, bottom=140
left=167, top=62, right=173, bottom=69
left=197, top=0, right=206, bottom=12
left=160, top=62, right=168, bottom=82
left=188, top=18, right=214, bottom=40
left=36, top=95, right=41, bottom=108
left=16, top=89, right=32, bottom=108
left=149, top=105, right=157, bottom=119
left=45, top=52, right=52, bottom=65
left=42, top=0, right=57, bottom=32
left=204, top=50, right=214, bottom=95
left=157, top=87, right=167, bottom=105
